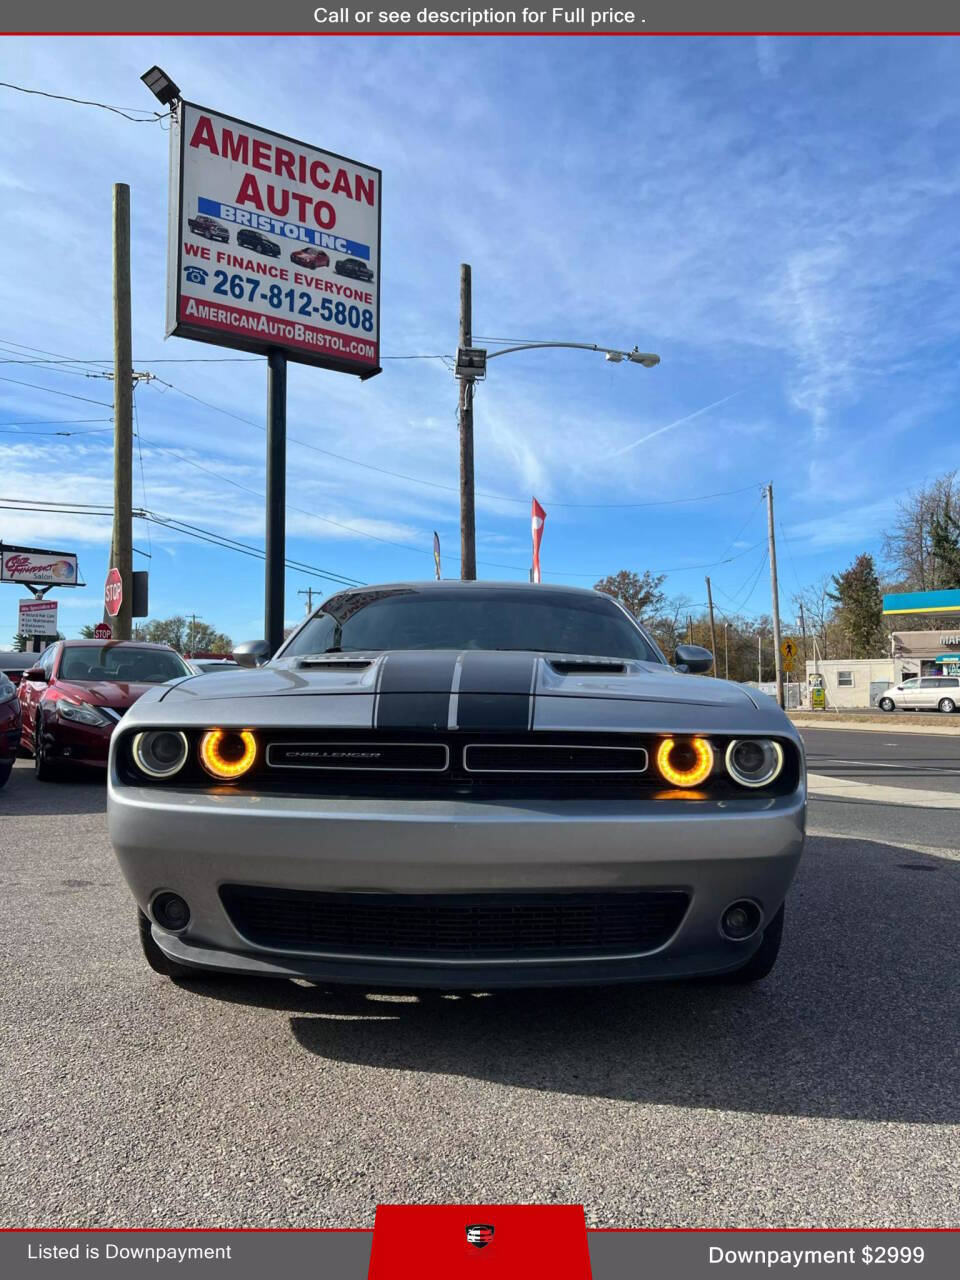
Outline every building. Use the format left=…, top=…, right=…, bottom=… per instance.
left=803, top=629, right=960, bottom=708
left=890, top=628, right=960, bottom=679
left=803, top=658, right=895, bottom=709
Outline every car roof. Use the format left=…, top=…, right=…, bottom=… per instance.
left=60, top=639, right=179, bottom=650
left=321, top=581, right=607, bottom=600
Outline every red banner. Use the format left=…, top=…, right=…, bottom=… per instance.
left=368, top=1204, right=591, bottom=1280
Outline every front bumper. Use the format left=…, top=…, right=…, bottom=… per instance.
left=109, top=778, right=806, bottom=986
left=47, top=717, right=114, bottom=767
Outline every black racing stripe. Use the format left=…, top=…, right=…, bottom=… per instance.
left=375, top=651, right=458, bottom=730
left=458, top=651, right=538, bottom=695
left=455, top=652, right=538, bottom=730
left=456, top=693, right=530, bottom=730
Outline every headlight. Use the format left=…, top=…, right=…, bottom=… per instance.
left=725, top=739, right=784, bottom=788
left=57, top=700, right=112, bottom=728
left=132, top=730, right=189, bottom=779
left=199, top=729, right=257, bottom=780
left=656, top=736, right=714, bottom=787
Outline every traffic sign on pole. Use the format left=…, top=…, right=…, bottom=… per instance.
left=104, top=567, right=123, bottom=618
left=93, top=622, right=112, bottom=640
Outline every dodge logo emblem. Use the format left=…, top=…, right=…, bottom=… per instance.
left=466, top=1224, right=494, bottom=1249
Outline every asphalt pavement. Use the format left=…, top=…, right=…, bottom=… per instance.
left=2, top=738, right=958, bottom=1230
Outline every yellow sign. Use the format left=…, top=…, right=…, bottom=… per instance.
left=781, top=638, right=798, bottom=660
left=811, top=686, right=826, bottom=709
left=782, top=657, right=794, bottom=673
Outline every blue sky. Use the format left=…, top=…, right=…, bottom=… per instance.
left=1, top=36, right=959, bottom=644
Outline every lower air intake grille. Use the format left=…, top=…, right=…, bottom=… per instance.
left=219, top=886, right=689, bottom=959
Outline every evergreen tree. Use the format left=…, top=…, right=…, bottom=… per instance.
left=828, top=554, right=886, bottom=657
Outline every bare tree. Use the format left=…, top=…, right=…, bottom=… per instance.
left=883, top=471, right=960, bottom=593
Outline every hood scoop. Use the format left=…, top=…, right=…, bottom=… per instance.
left=296, top=657, right=374, bottom=672
left=547, top=657, right=628, bottom=675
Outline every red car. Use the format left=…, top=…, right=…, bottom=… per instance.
left=290, top=246, right=330, bottom=269
left=18, top=640, right=193, bottom=781
left=0, top=671, right=20, bottom=789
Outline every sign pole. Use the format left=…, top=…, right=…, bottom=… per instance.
left=458, top=264, right=476, bottom=581
left=111, top=182, right=134, bottom=642
left=265, top=350, right=287, bottom=655
left=765, top=482, right=784, bottom=708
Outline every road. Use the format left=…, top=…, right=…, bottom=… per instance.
left=2, top=729, right=958, bottom=1230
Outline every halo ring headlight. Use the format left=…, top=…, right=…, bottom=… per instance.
left=132, top=730, right=189, bottom=779
left=656, top=736, right=714, bottom=788
left=199, top=729, right=257, bottom=780
left=725, top=738, right=784, bottom=788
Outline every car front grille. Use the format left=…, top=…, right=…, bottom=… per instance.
left=256, top=731, right=662, bottom=797
left=219, top=885, right=690, bottom=960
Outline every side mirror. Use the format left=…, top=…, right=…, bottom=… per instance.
left=22, top=667, right=47, bottom=682
left=673, top=644, right=714, bottom=675
left=233, top=639, right=271, bottom=669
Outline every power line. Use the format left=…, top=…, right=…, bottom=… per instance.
left=0, top=498, right=364, bottom=589
left=0, top=374, right=113, bottom=407
left=2, top=336, right=765, bottom=512
left=0, top=417, right=113, bottom=427
left=0, top=81, right=168, bottom=123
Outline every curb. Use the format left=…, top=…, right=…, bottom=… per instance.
left=790, top=716, right=960, bottom=736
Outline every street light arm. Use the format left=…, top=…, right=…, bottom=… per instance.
left=485, top=341, right=659, bottom=366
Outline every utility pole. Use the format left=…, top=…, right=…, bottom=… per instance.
left=758, top=633, right=762, bottom=684
left=765, top=483, right=784, bottom=708
left=705, top=576, right=719, bottom=676
left=798, top=599, right=809, bottom=691
left=110, top=182, right=133, bottom=642
left=458, top=264, right=476, bottom=580
left=298, top=587, right=317, bottom=616
left=265, top=350, right=287, bottom=654
left=723, top=621, right=729, bottom=680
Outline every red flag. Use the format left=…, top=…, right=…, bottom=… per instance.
left=531, top=497, right=546, bottom=583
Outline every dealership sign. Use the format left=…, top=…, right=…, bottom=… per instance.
left=18, top=598, right=58, bottom=637
left=167, top=102, right=381, bottom=378
left=1, top=543, right=78, bottom=586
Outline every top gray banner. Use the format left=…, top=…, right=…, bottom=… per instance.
left=2, top=2, right=960, bottom=34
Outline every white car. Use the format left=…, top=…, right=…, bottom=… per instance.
left=877, top=675, right=959, bottom=713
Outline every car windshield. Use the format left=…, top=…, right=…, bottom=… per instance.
left=282, top=587, right=664, bottom=663
left=59, top=645, right=191, bottom=683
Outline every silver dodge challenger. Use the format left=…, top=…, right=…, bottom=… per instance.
left=108, top=581, right=805, bottom=988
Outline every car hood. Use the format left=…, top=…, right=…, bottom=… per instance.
left=55, top=679, right=157, bottom=709
left=124, top=650, right=797, bottom=739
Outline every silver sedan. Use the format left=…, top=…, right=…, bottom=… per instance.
left=108, top=582, right=805, bottom=990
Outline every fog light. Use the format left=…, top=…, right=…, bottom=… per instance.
left=133, top=730, right=189, bottom=779
left=725, top=738, right=784, bottom=788
left=199, top=729, right=257, bottom=780
left=720, top=899, right=763, bottom=941
left=656, top=736, right=714, bottom=787
left=152, top=891, right=190, bottom=931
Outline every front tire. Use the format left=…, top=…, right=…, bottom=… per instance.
left=938, top=697, right=956, bottom=713
left=33, top=712, right=61, bottom=781
left=0, top=759, right=12, bottom=789
left=878, top=697, right=895, bottom=712
left=718, top=904, right=785, bottom=983
left=137, top=910, right=202, bottom=980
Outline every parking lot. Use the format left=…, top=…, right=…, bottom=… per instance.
left=2, top=727, right=958, bottom=1229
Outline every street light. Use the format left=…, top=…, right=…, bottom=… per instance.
left=483, top=341, right=660, bottom=369
left=454, top=316, right=662, bottom=579
left=140, top=66, right=181, bottom=107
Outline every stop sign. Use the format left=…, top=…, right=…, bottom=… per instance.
left=104, top=567, right=123, bottom=618
left=94, top=622, right=112, bottom=640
